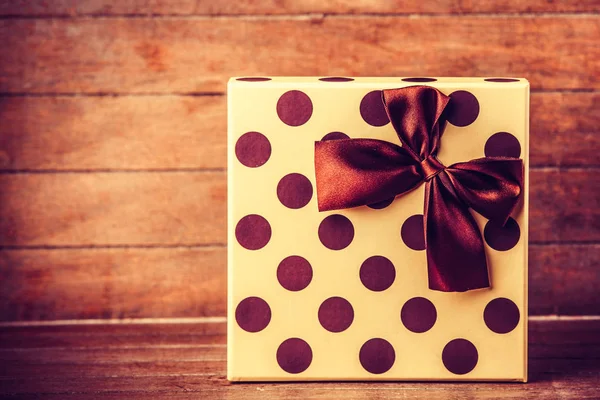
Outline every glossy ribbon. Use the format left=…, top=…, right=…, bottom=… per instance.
left=314, top=86, right=523, bottom=292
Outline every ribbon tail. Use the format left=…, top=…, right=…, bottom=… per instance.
left=424, top=172, right=490, bottom=292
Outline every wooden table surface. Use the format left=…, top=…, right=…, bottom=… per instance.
left=0, top=318, right=598, bottom=399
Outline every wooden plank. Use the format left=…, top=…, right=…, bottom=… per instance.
left=1, top=0, right=599, bottom=16
left=0, top=244, right=598, bottom=322
left=0, top=321, right=227, bottom=348
left=530, top=169, right=599, bottom=243
left=0, top=170, right=595, bottom=247
left=0, top=92, right=597, bottom=171
left=0, top=248, right=227, bottom=321
left=528, top=319, right=600, bottom=353
left=529, top=245, right=600, bottom=315
left=530, top=92, right=600, bottom=167
left=0, top=95, right=226, bottom=171
left=0, top=172, right=227, bottom=246
left=0, top=17, right=598, bottom=93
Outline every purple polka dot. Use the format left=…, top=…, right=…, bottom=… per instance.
left=485, top=78, right=520, bottom=83
left=277, top=90, right=313, bottom=126
left=401, top=297, right=437, bottom=333
left=402, top=77, right=437, bottom=82
left=277, top=173, right=313, bottom=209
left=235, top=131, right=271, bottom=168
left=359, top=338, right=395, bottom=374
left=484, top=132, right=521, bottom=158
left=484, top=217, right=520, bottom=251
left=367, top=197, right=395, bottom=210
left=235, top=214, right=271, bottom=250
left=322, top=131, right=350, bottom=141
left=277, top=256, right=313, bottom=292
left=236, top=77, right=272, bottom=82
left=360, top=256, right=396, bottom=292
left=442, top=339, right=478, bottom=375
left=319, top=77, right=354, bottom=82
left=401, top=214, right=425, bottom=251
left=484, top=298, right=520, bottom=334
left=235, top=297, right=271, bottom=333
left=318, top=214, right=354, bottom=250
left=318, top=297, right=354, bottom=333
left=360, top=90, right=389, bottom=127
left=446, top=91, right=480, bottom=127
left=277, top=338, right=312, bottom=374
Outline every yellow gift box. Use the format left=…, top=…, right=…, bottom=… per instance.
left=227, top=77, right=529, bottom=381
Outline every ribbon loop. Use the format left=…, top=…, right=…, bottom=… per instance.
left=382, top=85, right=450, bottom=161
left=314, top=86, right=524, bottom=292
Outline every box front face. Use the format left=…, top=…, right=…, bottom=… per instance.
left=227, top=77, right=529, bottom=381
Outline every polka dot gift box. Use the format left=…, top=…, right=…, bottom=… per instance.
left=228, top=77, right=529, bottom=382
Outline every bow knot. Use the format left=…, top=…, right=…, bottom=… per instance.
left=314, top=86, right=524, bottom=292
left=420, top=156, right=445, bottom=181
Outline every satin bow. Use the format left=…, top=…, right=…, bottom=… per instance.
left=314, top=86, right=523, bottom=292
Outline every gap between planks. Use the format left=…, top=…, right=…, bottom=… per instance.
left=0, top=12, right=599, bottom=20
left=0, top=242, right=598, bottom=251
left=0, top=89, right=598, bottom=97
left=0, top=315, right=598, bottom=328
left=0, top=166, right=597, bottom=175
left=0, top=317, right=227, bottom=327
left=0, top=168, right=228, bottom=174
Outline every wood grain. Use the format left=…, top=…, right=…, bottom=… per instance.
left=0, top=95, right=227, bottom=171
left=1, top=0, right=599, bottom=16
left=0, top=345, right=225, bottom=364
left=1, top=360, right=226, bottom=380
left=530, top=169, right=599, bottom=243
left=0, top=170, right=595, bottom=247
left=2, top=370, right=598, bottom=398
left=1, top=17, right=598, bottom=93
left=0, top=172, right=226, bottom=246
left=529, top=92, right=600, bottom=167
left=0, top=320, right=598, bottom=398
left=529, top=245, right=600, bottom=316
left=0, top=247, right=227, bottom=321
left=0, top=320, right=227, bottom=348
left=0, top=92, right=597, bottom=171
left=0, top=244, right=597, bottom=321
left=3, top=379, right=600, bottom=400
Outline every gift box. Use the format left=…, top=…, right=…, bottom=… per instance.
left=227, top=77, right=528, bottom=382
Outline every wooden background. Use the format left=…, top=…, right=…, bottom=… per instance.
left=0, top=0, right=598, bottom=323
